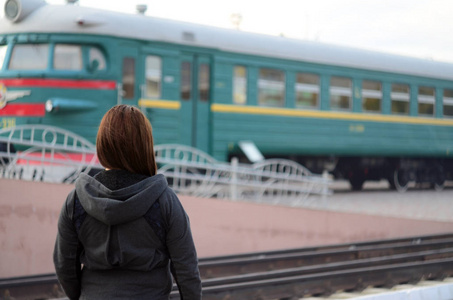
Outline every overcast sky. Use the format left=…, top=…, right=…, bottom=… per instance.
left=2, top=0, right=452, bottom=63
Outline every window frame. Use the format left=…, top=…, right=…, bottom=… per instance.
left=391, top=83, right=411, bottom=115
left=418, top=86, right=435, bottom=117
left=0, top=44, right=7, bottom=70
left=233, top=65, right=247, bottom=105
left=144, top=55, right=162, bottom=99
left=295, top=72, right=320, bottom=109
left=258, top=67, right=286, bottom=107
left=6, top=42, right=108, bottom=74
left=330, top=76, right=352, bottom=111
left=180, top=61, right=192, bottom=101
left=198, top=63, right=210, bottom=102
left=122, top=57, right=136, bottom=99
left=8, top=43, right=50, bottom=71
left=443, top=89, right=453, bottom=118
left=53, top=44, right=83, bottom=71
left=362, top=79, right=382, bottom=113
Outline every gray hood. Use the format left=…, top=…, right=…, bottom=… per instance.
left=75, top=173, right=168, bottom=226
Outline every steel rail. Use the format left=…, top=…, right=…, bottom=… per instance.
left=198, top=237, right=453, bottom=278
left=2, top=234, right=453, bottom=299
left=0, top=273, right=63, bottom=300
left=177, top=258, right=453, bottom=300
left=199, top=232, right=453, bottom=262
left=200, top=247, right=453, bottom=287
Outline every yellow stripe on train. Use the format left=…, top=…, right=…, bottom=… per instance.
left=211, top=103, right=453, bottom=126
left=138, top=99, right=181, bottom=110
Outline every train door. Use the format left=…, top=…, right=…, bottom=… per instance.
left=180, top=53, right=211, bottom=153
left=118, top=45, right=140, bottom=106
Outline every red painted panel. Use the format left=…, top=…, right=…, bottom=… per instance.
left=16, top=152, right=99, bottom=165
left=0, top=78, right=116, bottom=89
left=0, top=103, right=46, bottom=116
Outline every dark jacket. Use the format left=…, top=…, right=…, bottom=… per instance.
left=53, top=170, right=202, bottom=300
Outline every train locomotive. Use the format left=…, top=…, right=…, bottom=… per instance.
left=1, top=0, right=453, bottom=191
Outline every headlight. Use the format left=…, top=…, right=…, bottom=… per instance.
left=4, top=0, right=46, bottom=23
left=4, top=0, right=20, bottom=21
left=45, top=99, right=53, bottom=112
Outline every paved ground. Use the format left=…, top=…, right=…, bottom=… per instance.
left=2, top=178, right=453, bottom=278
left=292, top=180, right=453, bottom=223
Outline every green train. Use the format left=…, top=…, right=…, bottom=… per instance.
left=1, top=0, right=453, bottom=191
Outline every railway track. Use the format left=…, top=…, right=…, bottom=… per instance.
left=2, top=233, right=453, bottom=300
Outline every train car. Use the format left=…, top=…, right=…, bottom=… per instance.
left=1, top=0, right=453, bottom=191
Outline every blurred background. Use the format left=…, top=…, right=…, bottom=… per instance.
left=1, top=0, right=452, bottom=62
left=2, top=1, right=453, bottom=298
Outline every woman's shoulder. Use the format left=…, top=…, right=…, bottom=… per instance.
left=158, top=184, right=178, bottom=203
left=157, top=183, right=186, bottom=213
left=60, top=189, right=77, bottom=217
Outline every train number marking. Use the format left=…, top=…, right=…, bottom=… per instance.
left=349, top=124, right=365, bottom=133
left=0, top=118, right=16, bottom=129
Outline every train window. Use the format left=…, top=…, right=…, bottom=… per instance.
left=54, top=44, right=82, bottom=70
left=9, top=44, right=49, bottom=70
left=122, top=57, right=135, bottom=99
left=362, top=80, right=381, bottom=112
left=233, top=66, right=247, bottom=105
left=418, top=86, right=435, bottom=116
left=199, top=63, right=210, bottom=101
left=295, top=73, right=319, bottom=109
left=443, top=89, right=453, bottom=117
left=391, top=84, right=410, bottom=115
left=258, top=68, right=285, bottom=107
left=145, top=55, right=161, bottom=98
left=181, top=61, right=191, bottom=100
left=0, top=45, right=6, bottom=69
left=330, top=76, right=352, bottom=110
left=89, top=47, right=106, bottom=71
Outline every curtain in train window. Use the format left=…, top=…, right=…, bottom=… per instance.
left=233, top=66, right=247, bottom=105
left=295, top=73, right=319, bottom=109
left=89, top=47, right=107, bottom=71
left=362, top=80, right=382, bottom=112
left=9, top=44, right=49, bottom=70
left=330, top=76, right=352, bottom=110
left=199, top=63, right=210, bottom=101
left=444, top=89, right=453, bottom=117
left=54, top=44, right=83, bottom=70
left=181, top=61, right=191, bottom=100
left=418, top=86, right=435, bottom=116
left=122, top=57, right=135, bottom=99
left=391, top=83, right=410, bottom=115
left=145, top=56, right=162, bottom=98
left=258, top=68, right=285, bottom=107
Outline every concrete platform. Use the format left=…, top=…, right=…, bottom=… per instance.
left=1, top=178, right=453, bottom=278
left=301, top=180, right=453, bottom=222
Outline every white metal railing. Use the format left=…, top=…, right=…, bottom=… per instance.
left=155, top=144, right=332, bottom=203
left=0, top=125, right=99, bottom=183
left=0, top=125, right=331, bottom=203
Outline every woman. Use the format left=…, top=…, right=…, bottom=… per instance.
left=53, top=105, right=202, bottom=299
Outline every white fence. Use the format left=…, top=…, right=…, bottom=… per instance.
left=0, top=125, right=98, bottom=183
left=155, top=144, right=331, bottom=203
left=0, top=125, right=331, bottom=203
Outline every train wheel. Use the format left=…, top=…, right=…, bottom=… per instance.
left=387, top=176, right=396, bottom=190
left=349, top=175, right=365, bottom=191
left=393, top=169, right=409, bottom=192
left=434, top=182, right=445, bottom=191
left=432, top=173, right=445, bottom=191
left=0, top=142, right=16, bottom=166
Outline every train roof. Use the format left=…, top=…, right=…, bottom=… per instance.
left=1, top=2, right=453, bottom=82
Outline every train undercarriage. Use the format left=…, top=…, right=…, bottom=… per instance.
left=312, top=156, right=449, bottom=192
left=236, top=153, right=452, bottom=192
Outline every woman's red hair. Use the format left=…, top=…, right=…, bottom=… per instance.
left=96, top=105, right=157, bottom=176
